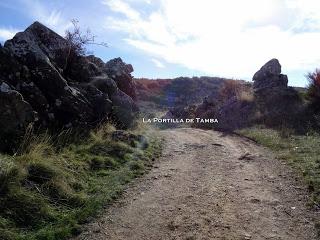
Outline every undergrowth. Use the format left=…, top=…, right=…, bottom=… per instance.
left=238, top=126, right=320, bottom=207
left=0, top=123, right=162, bottom=240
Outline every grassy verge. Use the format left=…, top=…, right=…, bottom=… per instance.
left=0, top=124, right=162, bottom=240
left=238, top=126, right=320, bottom=206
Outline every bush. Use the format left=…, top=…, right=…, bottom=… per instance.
left=217, top=80, right=252, bottom=104
left=218, top=80, right=240, bottom=102
left=307, top=69, right=320, bottom=113
left=63, top=19, right=107, bottom=78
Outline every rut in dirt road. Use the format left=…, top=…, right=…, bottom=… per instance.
left=75, top=128, right=318, bottom=240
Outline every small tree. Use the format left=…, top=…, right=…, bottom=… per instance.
left=63, top=19, right=107, bottom=73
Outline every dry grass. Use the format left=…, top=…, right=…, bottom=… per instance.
left=0, top=122, right=162, bottom=240
left=238, top=126, right=320, bottom=206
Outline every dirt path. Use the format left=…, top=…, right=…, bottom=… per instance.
left=75, top=128, right=318, bottom=240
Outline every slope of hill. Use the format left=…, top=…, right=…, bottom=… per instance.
left=135, top=76, right=235, bottom=108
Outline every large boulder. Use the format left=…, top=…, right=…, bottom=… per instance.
left=253, top=59, right=288, bottom=90
left=90, top=76, right=138, bottom=128
left=91, top=75, right=118, bottom=96
left=2, top=21, right=137, bottom=129
left=71, top=83, right=112, bottom=124
left=109, top=89, right=138, bottom=128
left=4, top=21, right=68, bottom=71
left=252, top=59, right=302, bottom=127
left=3, top=22, right=100, bottom=127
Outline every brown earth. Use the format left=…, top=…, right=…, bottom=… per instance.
left=74, top=128, right=318, bottom=240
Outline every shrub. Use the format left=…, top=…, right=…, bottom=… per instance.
left=217, top=80, right=252, bottom=104
left=63, top=19, right=108, bottom=77
left=65, top=20, right=94, bottom=58
left=238, top=88, right=254, bottom=102
left=307, top=69, right=320, bottom=113
left=218, top=80, right=239, bottom=101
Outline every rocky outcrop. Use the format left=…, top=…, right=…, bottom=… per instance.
left=253, top=59, right=302, bottom=127
left=0, top=21, right=138, bottom=151
left=90, top=75, right=138, bottom=128
left=192, top=59, right=303, bottom=131
left=105, top=58, right=137, bottom=100
left=194, top=84, right=255, bottom=130
left=0, top=81, right=37, bottom=152
left=215, top=96, right=256, bottom=130
left=253, top=59, right=288, bottom=90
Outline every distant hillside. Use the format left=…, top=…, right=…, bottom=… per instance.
left=135, top=76, right=239, bottom=108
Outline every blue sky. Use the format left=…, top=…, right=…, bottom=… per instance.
left=1, top=0, right=320, bottom=87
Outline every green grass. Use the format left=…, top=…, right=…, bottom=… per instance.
left=0, top=124, right=162, bottom=240
left=238, top=126, right=320, bottom=206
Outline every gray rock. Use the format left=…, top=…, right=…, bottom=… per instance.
left=105, top=58, right=137, bottom=100
left=4, top=22, right=99, bottom=126
left=0, top=21, right=139, bottom=151
left=252, top=59, right=302, bottom=127
left=91, top=75, right=138, bottom=128
left=110, top=89, right=138, bottom=129
left=91, top=75, right=118, bottom=96
left=215, top=97, right=256, bottom=131
left=3, top=21, right=135, bottom=128
left=0, top=81, right=37, bottom=152
left=253, top=59, right=288, bottom=90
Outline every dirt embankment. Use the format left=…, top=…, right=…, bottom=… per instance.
left=75, top=128, right=318, bottom=240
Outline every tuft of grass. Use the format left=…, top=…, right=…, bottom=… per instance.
left=238, top=126, right=320, bottom=205
left=239, top=126, right=320, bottom=237
left=0, top=123, right=162, bottom=240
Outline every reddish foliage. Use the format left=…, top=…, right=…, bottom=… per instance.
left=308, top=69, right=320, bottom=88
left=307, top=69, right=320, bottom=111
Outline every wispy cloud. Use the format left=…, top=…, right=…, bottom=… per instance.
left=104, top=0, right=320, bottom=81
left=0, top=27, right=20, bottom=41
left=20, top=0, right=71, bottom=35
left=102, top=0, right=140, bottom=20
left=151, top=58, right=165, bottom=68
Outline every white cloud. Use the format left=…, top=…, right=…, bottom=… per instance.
left=103, top=0, right=140, bottom=20
left=151, top=58, right=165, bottom=68
left=20, top=0, right=72, bottom=35
left=104, top=0, right=320, bottom=82
left=0, top=28, right=20, bottom=41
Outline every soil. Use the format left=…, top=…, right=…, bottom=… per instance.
left=74, top=128, right=318, bottom=240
